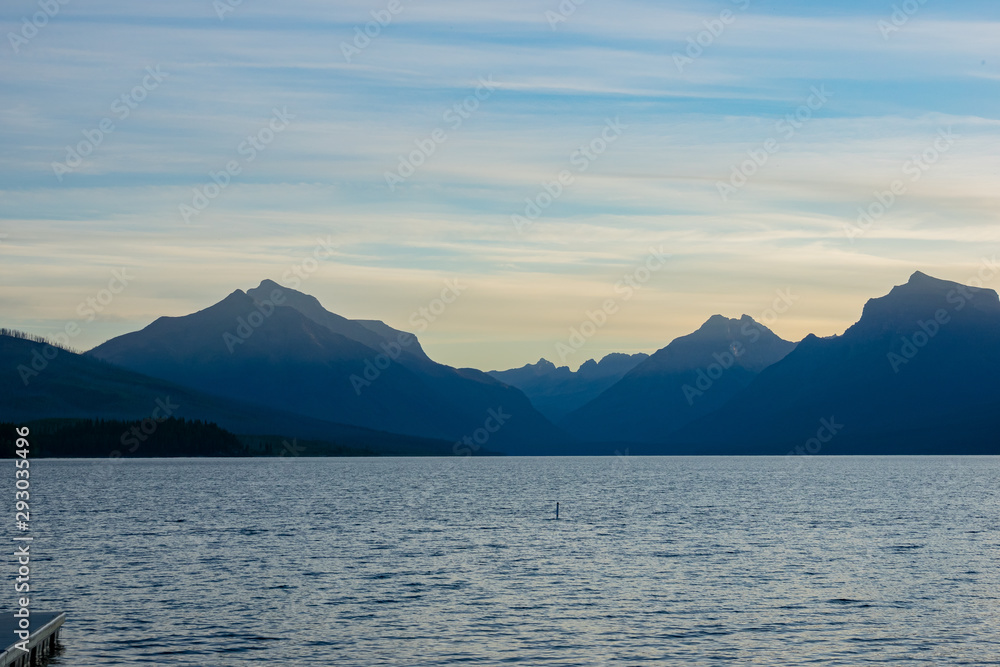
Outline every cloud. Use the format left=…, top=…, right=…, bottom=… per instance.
left=1, top=0, right=998, bottom=369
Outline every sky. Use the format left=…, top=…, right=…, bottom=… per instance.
left=1, top=0, right=998, bottom=371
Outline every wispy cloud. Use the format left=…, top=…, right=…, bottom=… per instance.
left=1, top=0, right=998, bottom=368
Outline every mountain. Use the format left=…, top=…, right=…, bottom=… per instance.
left=87, top=281, right=568, bottom=453
left=11, top=270, right=997, bottom=456
left=667, top=272, right=1000, bottom=454
left=560, top=315, right=796, bottom=444
left=488, top=353, right=649, bottom=421
left=0, top=333, right=462, bottom=455
left=246, top=279, right=432, bottom=364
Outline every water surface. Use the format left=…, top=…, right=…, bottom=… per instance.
left=23, top=456, right=1000, bottom=665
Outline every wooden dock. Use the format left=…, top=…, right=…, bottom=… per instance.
left=0, top=612, right=64, bottom=667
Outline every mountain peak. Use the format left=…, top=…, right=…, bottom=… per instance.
left=850, top=271, right=1000, bottom=338
left=693, top=314, right=748, bottom=338
left=577, top=353, right=650, bottom=379
left=214, top=289, right=253, bottom=311
left=899, top=270, right=959, bottom=293
left=255, top=278, right=284, bottom=292
left=249, top=279, right=318, bottom=306
left=562, top=314, right=795, bottom=442
left=244, top=281, right=434, bottom=364
left=895, top=270, right=995, bottom=298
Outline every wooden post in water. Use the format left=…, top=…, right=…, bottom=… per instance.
left=556, top=502, right=559, bottom=520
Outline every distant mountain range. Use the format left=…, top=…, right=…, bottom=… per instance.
left=487, top=353, right=648, bottom=421
left=2, top=271, right=998, bottom=455
left=663, top=271, right=1000, bottom=454
left=0, top=333, right=466, bottom=456
left=558, top=314, right=796, bottom=444
left=85, top=280, right=566, bottom=454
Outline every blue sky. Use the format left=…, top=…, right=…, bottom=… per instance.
left=1, top=0, right=999, bottom=370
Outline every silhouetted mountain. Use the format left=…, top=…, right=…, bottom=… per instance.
left=246, top=279, right=433, bottom=363
left=87, top=281, right=567, bottom=453
left=667, top=272, right=1000, bottom=454
left=560, top=315, right=796, bottom=443
left=0, top=334, right=464, bottom=455
left=10, top=271, right=997, bottom=456
left=488, top=353, right=648, bottom=421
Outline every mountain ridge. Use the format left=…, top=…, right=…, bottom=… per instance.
left=5, top=270, right=998, bottom=456
left=87, top=280, right=569, bottom=453
left=0, top=334, right=464, bottom=455
left=488, top=352, right=649, bottom=421
left=662, top=271, right=1000, bottom=453
left=559, top=314, right=796, bottom=443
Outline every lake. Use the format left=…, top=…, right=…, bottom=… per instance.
left=22, top=456, right=1000, bottom=665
